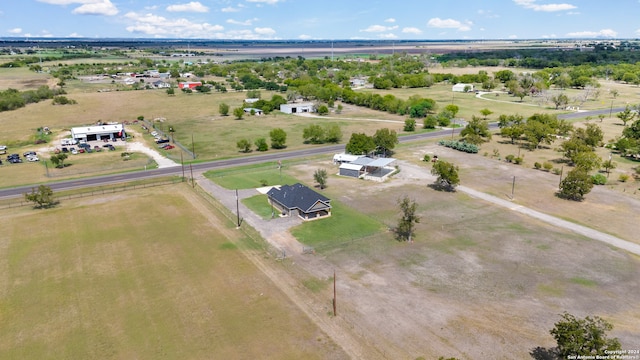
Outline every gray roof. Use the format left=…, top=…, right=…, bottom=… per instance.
left=367, top=158, right=396, bottom=167
left=350, top=157, right=374, bottom=165
left=267, top=183, right=330, bottom=213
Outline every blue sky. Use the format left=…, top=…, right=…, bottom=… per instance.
left=1, top=0, right=640, bottom=40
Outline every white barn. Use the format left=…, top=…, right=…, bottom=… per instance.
left=280, top=102, right=315, bottom=114
left=452, top=83, right=474, bottom=92
left=71, top=124, right=125, bottom=142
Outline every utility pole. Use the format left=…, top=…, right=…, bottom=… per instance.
left=558, top=166, right=564, bottom=189
left=333, top=270, right=337, bottom=317
left=511, top=176, right=516, bottom=200
left=191, top=133, right=196, bottom=159
left=236, top=189, right=241, bottom=228
left=180, top=152, right=185, bottom=181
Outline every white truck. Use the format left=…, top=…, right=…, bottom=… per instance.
left=61, top=138, right=78, bottom=146
left=333, top=153, right=364, bottom=164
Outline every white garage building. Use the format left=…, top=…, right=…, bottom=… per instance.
left=280, top=102, right=316, bottom=114
left=71, top=123, right=126, bottom=142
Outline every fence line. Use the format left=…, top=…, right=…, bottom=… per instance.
left=0, top=178, right=182, bottom=210
left=141, top=120, right=195, bottom=159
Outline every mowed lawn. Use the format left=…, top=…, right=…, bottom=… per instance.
left=0, top=185, right=344, bottom=360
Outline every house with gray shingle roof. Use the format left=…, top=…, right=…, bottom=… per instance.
left=266, top=183, right=331, bottom=220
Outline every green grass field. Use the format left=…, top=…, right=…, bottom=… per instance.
left=0, top=185, right=345, bottom=359
left=205, top=162, right=301, bottom=189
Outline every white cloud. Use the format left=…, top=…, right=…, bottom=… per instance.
left=38, top=0, right=118, bottom=16
left=566, top=29, right=618, bottom=38
left=402, top=27, right=422, bottom=34
left=384, top=18, right=395, bottom=23
left=508, top=34, right=518, bottom=39
left=227, top=18, right=257, bottom=26
left=67, top=32, right=82, bottom=37
left=8, top=28, right=23, bottom=34
left=222, top=6, right=241, bottom=12
left=636, top=29, right=640, bottom=35
left=254, top=27, right=276, bottom=35
left=298, top=34, right=311, bottom=40
left=166, top=2, right=209, bottom=13
left=246, top=0, right=283, bottom=4
left=427, top=18, right=472, bottom=31
left=513, top=0, right=576, bottom=12
left=478, top=9, right=499, bottom=18
left=124, top=11, right=224, bottom=37
left=541, top=34, right=557, bottom=38
left=360, top=24, right=398, bottom=33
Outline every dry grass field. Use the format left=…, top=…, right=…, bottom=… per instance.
left=2, top=57, right=640, bottom=359
left=0, top=184, right=347, bottom=359
left=280, top=151, right=640, bottom=359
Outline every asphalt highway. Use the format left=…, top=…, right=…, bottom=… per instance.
left=0, top=108, right=624, bottom=200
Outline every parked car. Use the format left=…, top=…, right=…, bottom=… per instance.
left=7, top=154, right=20, bottom=160
left=23, top=151, right=37, bottom=157
left=0, top=145, right=7, bottom=150
left=163, top=145, right=175, bottom=150
left=26, top=155, right=39, bottom=162
left=0, top=159, right=3, bottom=165
left=78, top=143, right=90, bottom=150
left=156, top=138, right=170, bottom=144
left=71, top=148, right=78, bottom=155
left=78, top=148, right=85, bottom=153
left=107, top=144, right=115, bottom=151
left=150, top=131, right=158, bottom=137
left=62, top=147, right=69, bottom=153
left=0, top=150, right=5, bottom=155
left=93, top=145, right=102, bottom=152
left=8, top=157, right=22, bottom=163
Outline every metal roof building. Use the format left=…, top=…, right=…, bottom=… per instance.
left=71, top=124, right=125, bottom=142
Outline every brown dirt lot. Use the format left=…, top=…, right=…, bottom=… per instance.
left=275, top=145, right=640, bottom=359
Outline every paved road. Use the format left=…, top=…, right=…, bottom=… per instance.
left=0, top=107, right=624, bottom=200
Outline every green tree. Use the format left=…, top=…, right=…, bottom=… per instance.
left=444, top=104, right=459, bottom=118
left=479, top=108, right=493, bottom=120
left=302, top=124, right=325, bottom=144
left=550, top=312, right=621, bottom=358
left=524, top=113, right=559, bottom=149
left=498, top=114, right=525, bottom=144
left=317, top=105, right=329, bottom=115
left=345, top=133, right=375, bottom=155
left=601, top=159, right=617, bottom=176
left=558, top=168, right=594, bottom=201
left=373, top=128, right=398, bottom=156
left=254, top=137, right=268, bottom=151
left=233, top=107, right=244, bottom=120
left=236, top=139, right=251, bottom=153
left=323, top=124, right=342, bottom=143
left=572, top=151, right=602, bottom=172
left=404, top=118, right=416, bottom=132
left=616, top=105, right=636, bottom=126
left=24, top=185, right=56, bottom=208
left=269, top=128, right=287, bottom=149
left=50, top=153, right=68, bottom=168
left=313, top=168, right=328, bottom=189
left=431, top=160, right=460, bottom=191
left=551, top=93, right=569, bottom=109
left=219, top=102, right=230, bottom=116
left=394, top=195, right=420, bottom=242
left=459, top=116, right=492, bottom=145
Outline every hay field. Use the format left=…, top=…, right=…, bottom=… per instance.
left=0, top=184, right=346, bottom=359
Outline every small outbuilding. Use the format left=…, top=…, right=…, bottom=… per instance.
left=178, top=81, right=202, bottom=90
left=280, top=102, right=316, bottom=114
left=452, top=83, right=474, bottom=92
left=267, top=183, right=331, bottom=220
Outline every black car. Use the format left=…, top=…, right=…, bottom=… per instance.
left=78, top=143, right=91, bottom=149
left=8, top=158, right=22, bottom=163
left=156, top=138, right=170, bottom=144
left=7, top=154, right=19, bottom=160
left=61, top=147, right=69, bottom=153
left=23, top=151, right=36, bottom=157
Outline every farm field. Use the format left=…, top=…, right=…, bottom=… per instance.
left=0, top=184, right=347, bottom=359
left=2, top=48, right=640, bottom=359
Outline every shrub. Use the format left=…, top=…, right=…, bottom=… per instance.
left=534, top=162, right=542, bottom=169
left=423, top=154, right=431, bottom=162
left=514, top=157, right=523, bottom=165
left=591, top=173, right=607, bottom=185
left=619, top=174, right=630, bottom=182
left=437, top=139, right=479, bottom=154
left=543, top=162, right=554, bottom=171
left=260, top=179, right=268, bottom=186
left=552, top=168, right=562, bottom=175
left=505, top=154, right=515, bottom=163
